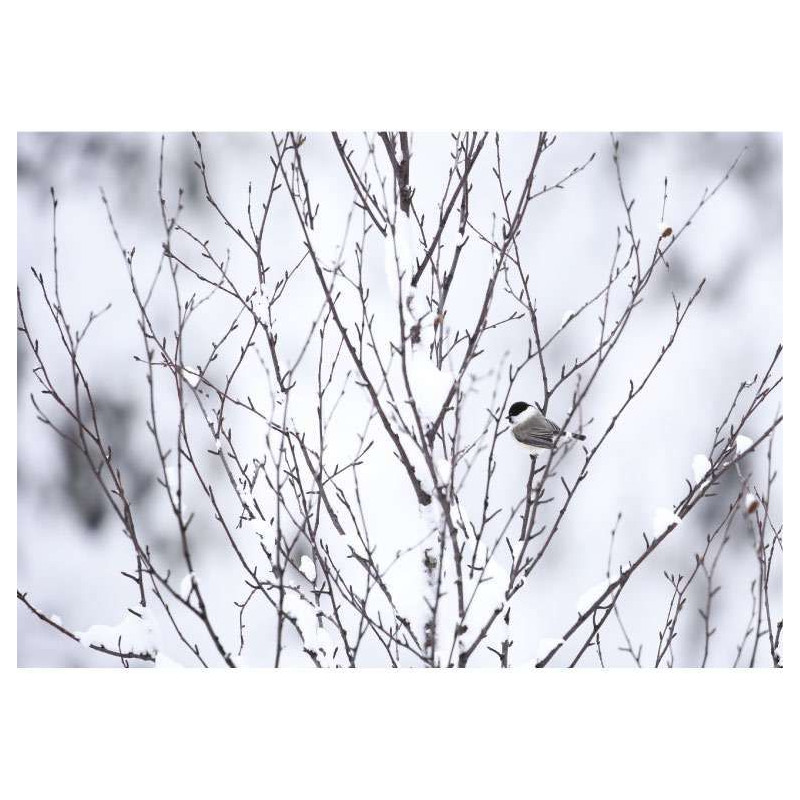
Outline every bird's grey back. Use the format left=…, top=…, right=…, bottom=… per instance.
left=512, top=411, right=561, bottom=449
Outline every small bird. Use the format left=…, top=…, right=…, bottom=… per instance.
left=507, top=401, right=586, bottom=455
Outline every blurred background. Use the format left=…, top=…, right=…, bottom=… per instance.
left=17, top=132, right=782, bottom=667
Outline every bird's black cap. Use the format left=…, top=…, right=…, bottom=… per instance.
left=508, top=401, right=531, bottom=419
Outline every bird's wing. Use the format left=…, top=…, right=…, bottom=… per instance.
left=512, top=413, right=561, bottom=449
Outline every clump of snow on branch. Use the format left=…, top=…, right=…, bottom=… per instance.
left=77, top=605, right=158, bottom=657
left=282, top=591, right=335, bottom=666
left=299, top=555, right=316, bottom=582
left=179, top=572, right=195, bottom=600
left=405, top=352, right=452, bottom=420
left=560, top=310, right=575, bottom=327
left=536, top=637, right=565, bottom=661
left=434, top=457, right=452, bottom=486
left=692, top=454, right=712, bottom=483
left=250, top=290, right=270, bottom=325
left=576, top=578, right=613, bottom=615
left=736, top=434, right=753, bottom=455
left=652, top=507, right=682, bottom=537
left=181, top=367, right=201, bottom=388
left=154, top=651, right=184, bottom=668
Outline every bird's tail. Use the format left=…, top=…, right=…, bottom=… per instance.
left=566, top=431, right=586, bottom=441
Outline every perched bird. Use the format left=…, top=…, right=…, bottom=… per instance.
left=507, top=401, right=586, bottom=455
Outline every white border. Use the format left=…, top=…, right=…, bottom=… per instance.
left=6, top=1, right=794, bottom=796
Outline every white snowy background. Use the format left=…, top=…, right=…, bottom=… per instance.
left=17, top=132, right=782, bottom=667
